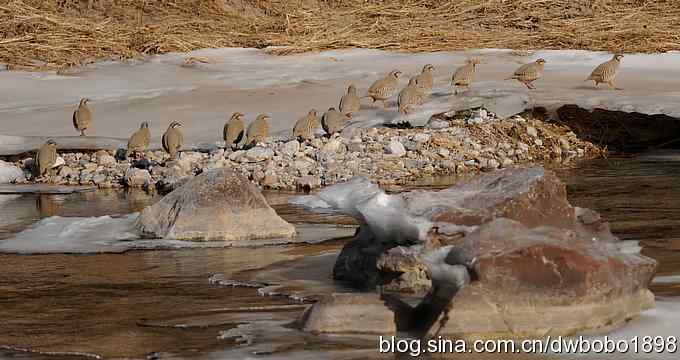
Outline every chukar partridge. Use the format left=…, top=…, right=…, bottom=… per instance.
left=246, top=114, right=270, bottom=146
left=36, top=139, right=58, bottom=177
left=366, top=70, right=402, bottom=108
left=127, top=121, right=151, bottom=159
left=162, top=121, right=184, bottom=160
left=321, top=107, right=346, bottom=136
left=339, top=84, right=361, bottom=117
left=451, top=58, right=480, bottom=94
left=398, top=77, right=424, bottom=115
left=293, top=109, right=319, bottom=141
left=415, top=64, right=435, bottom=95
left=72, top=98, right=92, bottom=136
left=223, top=112, right=245, bottom=150
left=585, top=53, right=624, bottom=90
left=506, top=58, right=546, bottom=89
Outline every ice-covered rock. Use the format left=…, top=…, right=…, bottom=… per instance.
left=0, top=160, right=25, bottom=183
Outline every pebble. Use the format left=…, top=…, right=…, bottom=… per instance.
left=10, top=108, right=600, bottom=191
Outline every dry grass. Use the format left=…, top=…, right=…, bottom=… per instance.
left=2, top=0, right=680, bottom=69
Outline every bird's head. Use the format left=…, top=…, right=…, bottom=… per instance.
left=230, top=112, right=245, bottom=122
left=408, top=76, right=419, bottom=86
left=347, top=84, right=357, bottom=94
left=469, top=58, right=481, bottom=66
left=308, top=109, right=318, bottom=117
left=328, top=107, right=336, bottom=112
left=140, top=121, right=149, bottom=128
left=170, top=121, right=183, bottom=129
left=613, top=53, right=624, bottom=61
left=46, top=139, right=57, bottom=146
left=256, top=114, right=271, bottom=122
left=389, top=69, right=402, bottom=79
left=422, top=64, right=435, bottom=73
left=536, top=58, right=546, bottom=64
left=80, top=98, right=90, bottom=105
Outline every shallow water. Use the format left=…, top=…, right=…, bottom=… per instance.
left=1, top=155, right=680, bottom=359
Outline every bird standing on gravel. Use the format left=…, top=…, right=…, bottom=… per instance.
left=339, top=84, right=361, bottom=117
left=451, top=58, right=480, bottom=94
left=365, top=69, right=402, bottom=108
left=127, top=121, right=151, bottom=159
left=72, top=98, right=92, bottom=136
left=36, top=139, right=58, bottom=177
left=162, top=121, right=184, bottom=160
left=223, top=112, right=245, bottom=150
left=415, top=64, right=435, bottom=95
left=293, top=109, right=319, bottom=141
left=246, top=114, right=270, bottom=146
left=321, top=107, right=346, bottom=136
left=585, top=53, right=624, bottom=90
left=398, top=77, right=424, bottom=115
left=506, top=58, right=546, bottom=89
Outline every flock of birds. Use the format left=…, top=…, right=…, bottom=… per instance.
left=33, top=53, right=625, bottom=178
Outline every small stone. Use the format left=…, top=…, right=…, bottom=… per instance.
left=92, top=173, right=107, bottom=185
left=526, top=126, right=538, bottom=138
left=310, top=138, right=324, bottom=149
left=125, top=168, right=152, bottom=187
left=413, top=133, right=430, bottom=144
left=245, top=147, right=274, bottom=162
left=95, top=151, right=116, bottom=166
left=280, top=141, right=300, bottom=157
left=559, top=138, right=571, bottom=151
left=426, top=118, right=449, bottom=129
left=386, top=139, right=406, bottom=157
left=253, top=170, right=265, bottom=182
left=438, top=148, right=450, bottom=158
left=263, top=171, right=278, bottom=187
left=228, top=150, right=246, bottom=162
left=534, top=139, right=543, bottom=146
left=296, top=175, right=321, bottom=191
left=518, top=142, right=529, bottom=151
left=501, top=157, right=514, bottom=167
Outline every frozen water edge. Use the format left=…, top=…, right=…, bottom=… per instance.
left=2, top=48, right=680, bottom=145
left=0, top=214, right=356, bottom=254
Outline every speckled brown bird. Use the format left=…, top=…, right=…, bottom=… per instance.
left=162, top=121, right=184, bottom=160
left=365, top=70, right=402, bottom=108
left=223, top=112, right=245, bottom=150
left=585, top=53, right=624, bottom=90
left=398, top=77, right=424, bottom=115
left=36, top=139, right=57, bottom=177
left=415, top=64, right=435, bottom=95
left=293, top=109, right=319, bottom=141
left=72, top=98, right=92, bottom=136
left=506, top=58, right=546, bottom=89
left=339, top=84, right=361, bottom=117
left=126, top=121, right=151, bottom=159
left=321, top=107, right=346, bottom=136
left=246, top=114, right=270, bottom=146
left=451, top=58, right=480, bottom=94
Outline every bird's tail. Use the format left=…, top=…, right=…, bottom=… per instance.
left=504, top=75, right=516, bottom=80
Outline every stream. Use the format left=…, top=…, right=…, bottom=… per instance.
left=1, top=153, right=679, bottom=359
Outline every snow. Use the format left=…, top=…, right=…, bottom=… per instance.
left=2, top=48, right=680, bottom=147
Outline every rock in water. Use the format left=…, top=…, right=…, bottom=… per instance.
left=135, top=168, right=295, bottom=241
left=300, top=167, right=657, bottom=338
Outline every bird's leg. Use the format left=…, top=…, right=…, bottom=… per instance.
left=382, top=99, right=388, bottom=109
left=80, top=130, right=85, bottom=136
left=609, top=80, right=623, bottom=91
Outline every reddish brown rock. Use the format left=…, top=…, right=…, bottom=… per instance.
left=311, top=167, right=658, bottom=338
